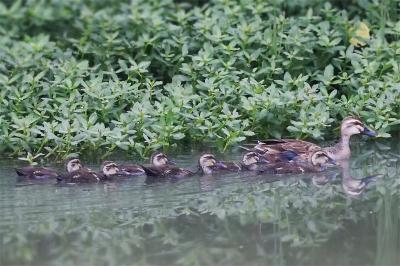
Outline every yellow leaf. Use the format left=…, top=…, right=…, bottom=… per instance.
left=349, top=22, right=370, bottom=47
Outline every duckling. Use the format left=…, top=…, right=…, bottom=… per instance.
left=15, top=166, right=59, bottom=180
left=65, top=157, right=84, bottom=173
left=99, top=161, right=121, bottom=180
left=248, top=116, right=376, bottom=161
left=57, top=168, right=101, bottom=184
left=198, top=154, right=240, bottom=175
left=256, top=150, right=336, bottom=175
left=150, top=151, right=174, bottom=166
left=15, top=158, right=83, bottom=179
left=138, top=151, right=193, bottom=179
left=141, top=164, right=194, bottom=179
left=241, top=152, right=269, bottom=171
left=57, top=159, right=102, bottom=184
left=117, top=151, right=174, bottom=177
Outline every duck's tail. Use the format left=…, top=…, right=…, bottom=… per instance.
left=15, top=168, right=26, bottom=176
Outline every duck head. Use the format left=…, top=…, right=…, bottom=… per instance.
left=65, top=158, right=83, bottom=173
left=310, top=151, right=336, bottom=167
left=150, top=152, right=174, bottom=166
left=198, top=154, right=226, bottom=174
left=341, top=117, right=377, bottom=137
left=242, top=152, right=268, bottom=170
left=101, top=161, right=120, bottom=176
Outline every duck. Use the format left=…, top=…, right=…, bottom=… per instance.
left=198, top=153, right=240, bottom=175
left=116, top=151, right=173, bottom=176
left=99, top=161, right=121, bottom=180
left=141, top=164, right=194, bottom=179
left=15, top=157, right=83, bottom=179
left=255, top=150, right=336, bottom=175
left=57, top=159, right=106, bottom=184
left=240, top=151, right=269, bottom=171
left=140, top=152, right=194, bottom=178
left=57, top=168, right=101, bottom=184
left=149, top=151, right=174, bottom=166
left=248, top=116, right=376, bottom=161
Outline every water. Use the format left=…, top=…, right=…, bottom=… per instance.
left=1, top=139, right=400, bottom=266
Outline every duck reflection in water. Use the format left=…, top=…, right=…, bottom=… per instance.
left=311, top=159, right=382, bottom=196
left=339, top=159, right=382, bottom=196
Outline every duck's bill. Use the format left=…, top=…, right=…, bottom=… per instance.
left=215, top=161, right=228, bottom=169
left=362, top=127, right=377, bottom=137
left=328, top=157, right=336, bottom=165
left=259, top=156, right=269, bottom=163
left=167, top=160, right=177, bottom=165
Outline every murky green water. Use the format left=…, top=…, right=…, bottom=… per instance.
left=1, top=139, right=400, bottom=266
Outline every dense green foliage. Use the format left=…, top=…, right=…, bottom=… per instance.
left=0, top=0, right=399, bottom=158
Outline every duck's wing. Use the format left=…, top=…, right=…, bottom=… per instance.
left=140, top=165, right=167, bottom=177
left=15, top=167, right=34, bottom=177
left=16, top=167, right=59, bottom=179
left=221, top=161, right=241, bottom=171
left=164, top=167, right=194, bottom=178
left=58, top=169, right=100, bottom=183
left=259, top=139, right=321, bottom=155
left=119, top=164, right=145, bottom=175
left=264, top=150, right=300, bottom=162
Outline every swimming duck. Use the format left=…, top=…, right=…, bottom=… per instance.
left=99, top=161, right=121, bottom=180
left=57, top=159, right=104, bottom=184
left=141, top=152, right=194, bottom=178
left=255, top=150, right=336, bottom=175
left=198, top=154, right=240, bottom=174
left=141, top=164, right=194, bottom=179
left=240, top=152, right=269, bottom=171
left=117, top=161, right=145, bottom=177
left=57, top=168, right=101, bottom=184
left=249, top=116, right=376, bottom=161
left=150, top=151, right=174, bottom=166
left=117, top=151, right=172, bottom=176
left=15, top=158, right=83, bottom=179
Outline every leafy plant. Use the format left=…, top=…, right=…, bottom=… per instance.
left=0, top=0, right=399, bottom=159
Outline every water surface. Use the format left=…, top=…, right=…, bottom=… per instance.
left=1, top=139, right=400, bottom=266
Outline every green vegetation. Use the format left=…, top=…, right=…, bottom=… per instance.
left=0, top=0, right=399, bottom=158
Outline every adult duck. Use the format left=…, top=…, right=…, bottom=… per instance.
left=251, top=116, right=376, bottom=161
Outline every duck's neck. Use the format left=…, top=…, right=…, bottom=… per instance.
left=335, top=134, right=351, bottom=159
left=340, top=134, right=351, bottom=147
left=338, top=159, right=351, bottom=179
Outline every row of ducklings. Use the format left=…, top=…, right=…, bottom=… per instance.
left=16, top=149, right=334, bottom=184
left=16, top=116, right=377, bottom=183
